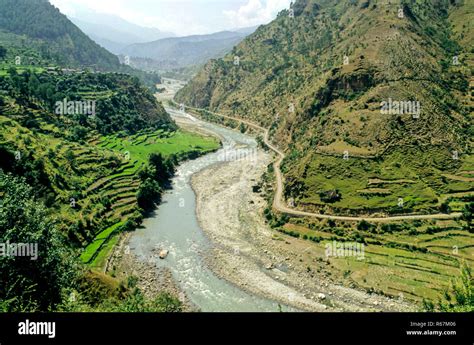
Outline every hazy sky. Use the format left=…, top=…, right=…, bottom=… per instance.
left=49, top=0, right=292, bottom=36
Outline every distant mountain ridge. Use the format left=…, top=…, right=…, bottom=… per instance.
left=69, top=11, right=175, bottom=54
left=120, top=29, right=257, bottom=71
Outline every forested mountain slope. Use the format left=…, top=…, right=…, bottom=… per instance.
left=0, top=0, right=121, bottom=70
left=176, top=0, right=473, bottom=215
left=0, top=0, right=217, bottom=312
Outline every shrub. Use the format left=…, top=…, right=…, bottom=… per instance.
left=424, top=263, right=474, bottom=312
left=319, top=189, right=342, bottom=203
left=357, top=220, right=375, bottom=231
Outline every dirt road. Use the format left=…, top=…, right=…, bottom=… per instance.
left=175, top=101, right=462, bottom=223
left=191, top=143, right=416, bottom=311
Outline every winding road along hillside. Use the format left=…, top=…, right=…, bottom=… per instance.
left=172, top=101, right=463, bottom=223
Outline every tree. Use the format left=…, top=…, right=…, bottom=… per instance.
left=69, top=125, right=88, bottom=142
left=319, top=189, right=341, bottom=203
left=462, top=202, right=473, bottom=226
left=0, top=46, right=6, bottom=60
left=149, top=152, right=174, bottom=184
left=357, top=220, right=374, bottom=231
left=107, top=289, right=182, bottom=312
left=423, top=262, right=474, bottom=312
left=439, top=201, right=451, bottom=214
left=27, top=73, right=40, bottom=97
left=64, top=148, right=75, bottom=168
left=0, top=171, right=77, bottom=311
left=136, top=178, right=161, bottom=211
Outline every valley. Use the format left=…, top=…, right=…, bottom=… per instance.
left=109, top=78, right=470, bottom=311
left=178, top=103, right=468, bottom=222
left=0, top=0, right=472, bottom=317
left=110, top=79, right=413, bottom=311
left=171, top=0, right=473, bottom=307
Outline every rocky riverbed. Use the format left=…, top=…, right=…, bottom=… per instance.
left=191, top=150, right=416, bottom=312
left=107, top=232, right=198, bottom=312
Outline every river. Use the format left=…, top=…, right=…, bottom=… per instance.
left=128, top=107, right=294, bottom=312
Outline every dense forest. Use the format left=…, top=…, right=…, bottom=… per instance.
left=0, top=68, right=174, bottom=135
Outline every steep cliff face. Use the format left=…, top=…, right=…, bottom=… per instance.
left=176, top=0, right=473, bottom=213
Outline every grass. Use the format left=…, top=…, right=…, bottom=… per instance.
left=98, top=129, right=220, bottom=169
left=73, top=129, right=219, bottom=268
left=76, top=129, right=219, bottom=268
left=0, top=63, right=45, bottom=75
left=286, top=147, right=472, bottom=214
left=89, top=231, right=122, bottom=270
left=80, top=222, right=125, bottom=264
left=281, top=218, right=473, bottom=303
left=0, top=106, right=220, bottom=271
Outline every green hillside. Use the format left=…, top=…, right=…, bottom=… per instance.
left=0, top=64, right=220, bottom=311
left=176, top=0, right=473, bottom=216
left=0, top=0, right=120, bottom=70
left=175, top=0, right=473, bottom=306
left=0, top=1, right=221, bottom=311
left=0, top=0, right=164, bottom=89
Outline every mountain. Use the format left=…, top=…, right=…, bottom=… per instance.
left=69, top=11, right=175, bottom=54
left=0, top=0, right=205, bottom=313
left=85, top=34, right=127, bottom=55
left=120, top=30, right=251, bottom=71
left=0, top=0, right=121, bottom=70
left=233, top=25, right=260, bottom=35
left=0, top=0, right=168, bottom=90
left=176, top=0, right=473, bottom=215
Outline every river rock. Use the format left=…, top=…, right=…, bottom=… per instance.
left=317, top=293, right=326, bottom=300
left=159, top=249, right=169, bottom=259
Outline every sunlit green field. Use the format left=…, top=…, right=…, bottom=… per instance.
left=0, top=110, right=219, bottom=269
left=79, top=129, right=220, bottom=267
left=98, top=129, right=220, bottom=167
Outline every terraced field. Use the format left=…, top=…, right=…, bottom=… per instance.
left=171, top=100, right=472, bottom=305
left=0, top=63, right=45, bottom=76
left=281, top=218, right=474, bottom=303
left=288, top=149, right=474, bottom=216
left=0, top=108, right=219, bottom=271
left=97, top=128, right=220, bottom=165
left=78, top=128, right=220, bottom=269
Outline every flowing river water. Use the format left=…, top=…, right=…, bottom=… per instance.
left=128, top=108, right=294, bottom=312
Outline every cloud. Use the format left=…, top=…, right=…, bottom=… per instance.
left=223, top=0, right=291, bottom=28
left=50, top=0, right=137, bottom=22
left=50, top=0, right=229, bottom=35
left=50, top=0, right=290, bottom=36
